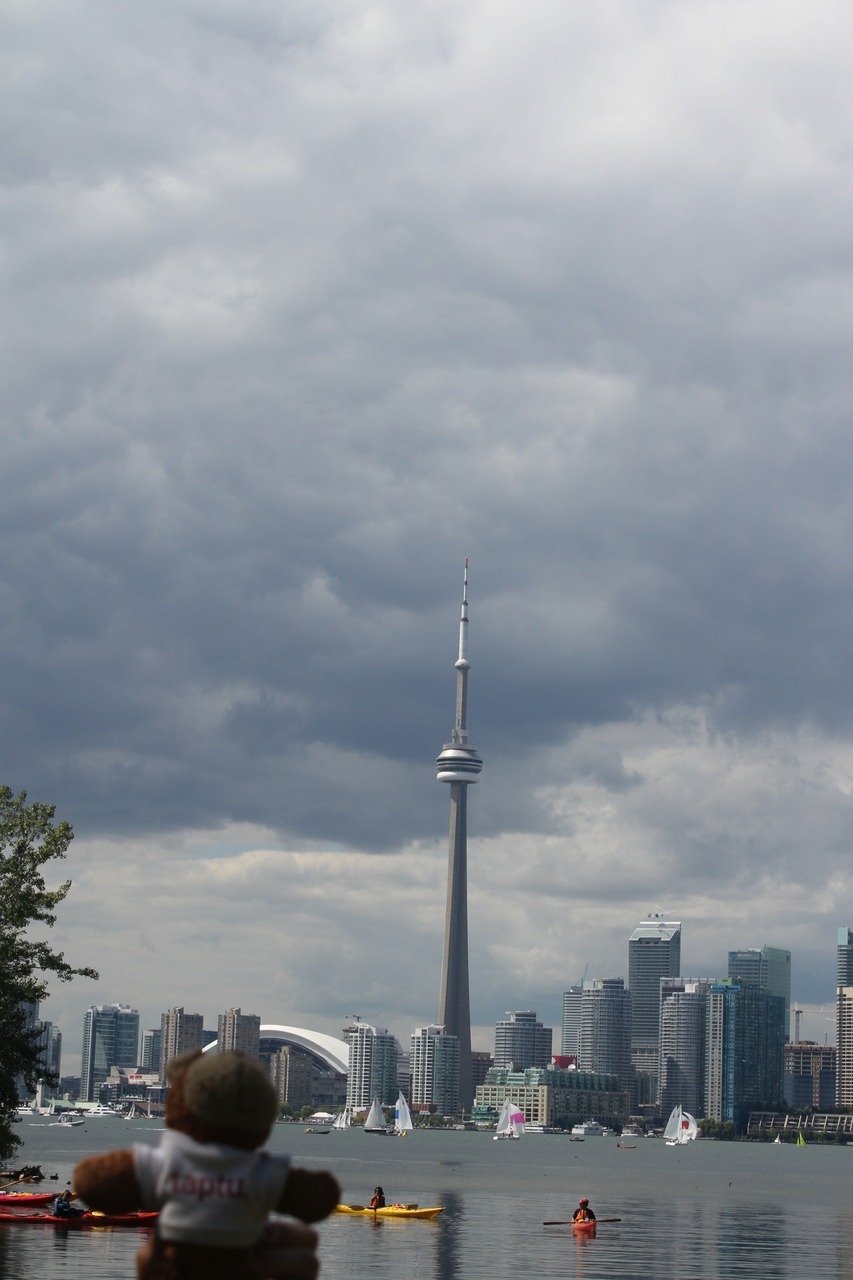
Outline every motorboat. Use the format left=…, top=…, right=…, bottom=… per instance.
left=570, top=1120, right=608, bottom=1138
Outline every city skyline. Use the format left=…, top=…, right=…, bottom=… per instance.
left=7, top=4, right=853, bottom=1066
left=47, top=916, right=848, bottom=1076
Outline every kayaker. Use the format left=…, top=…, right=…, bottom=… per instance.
left=369, top=1187, right=386, bottom=1209
left=572, top=1197, right=596, bottom=1223
left=53, top=1190, right=85, bottom=1219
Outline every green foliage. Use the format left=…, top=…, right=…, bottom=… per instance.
left=0, top=787, right=98, bottom=1161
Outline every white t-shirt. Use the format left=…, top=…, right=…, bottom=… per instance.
left=133, top=1130, right=291, bottom=1247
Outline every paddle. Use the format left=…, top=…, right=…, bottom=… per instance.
left=543, top=1217, right=622, bottom=1225
left=0, top=1179, right=28, bottom=1193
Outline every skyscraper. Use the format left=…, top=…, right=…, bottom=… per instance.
left=343, top=1022, right=399, bottom=1109
left=577, top=978, right=633, bottom=1101
left=705, top=980, right=785, bottom=1129
left=493, top=1011, right=553, bottom=1070
left=159, top=1007, right=204, bottom=1083
left=436, top=561, right=483, bottom=1109
left=80, top=1004, right=140, bottom=1101
left=627, top=916, right=681, bottom=1102
left=835, top=927, right=853, bottom=1106
left=410, top=1024, right=460, bottom=1114
left=217, top=1008, right=261, bottom=1057
left=727, top=945, right=791, bottom=1038
left=659, top=978, right=710, bottom=1118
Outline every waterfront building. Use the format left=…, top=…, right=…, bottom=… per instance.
left=835, top=928, right=853, bottom=1107
left=269, top=1045, right=314, bottom=1109
left=728, top=945, right=792, bottom=1039
left=784, top=1041, right=836, bottom=1109
left=217, top=1008, right=261, bottom=1058
left=436, top=561, right=483, bottom=1110
left=578, top=978, right=634, bottom=1104
left=343, top=1021, right=399, bottom=1109
left=140, top=1029, right=161, bottom=1073
left=471, top=1050, right=492, bottom=1093
left=628, top=916, right=681, bottom=1105
left=659, top=979, right=710, bottom=1118
left=705, top=980, right=785, bottom=1130
left=561, top=985, right=584, bottom=1060
left=473, top=1064, right=629, bottom=1129
left=410, top=1024, right=460, bottom=1114
left=493, top=1011, right=552, bottom=1070
left=81, top=1004, right=140, bottom=1102
left=159, top=1007, right=204, bottom=1083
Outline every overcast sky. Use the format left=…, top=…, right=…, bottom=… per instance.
left=4, top=0, right=853, bottom=1065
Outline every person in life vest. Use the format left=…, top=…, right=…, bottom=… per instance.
left=369, top=1187, right=386, bottom=1209
left=572, top=1197, right=596, bottom=1222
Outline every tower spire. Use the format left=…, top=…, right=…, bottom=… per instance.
left=436, top=560, right=483, bottom=1111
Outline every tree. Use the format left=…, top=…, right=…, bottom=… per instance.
left=0, top=787, right=98, bottom=1160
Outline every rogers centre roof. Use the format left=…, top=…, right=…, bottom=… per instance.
left=203, top=1024, right=348, bottom=1075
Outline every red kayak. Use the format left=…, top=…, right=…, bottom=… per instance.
left=0, top=1193, right=58, bottom=1207
left=572, top=1219, right=597, bottom=1236
left=0, top=1210, right=158, bottom=1228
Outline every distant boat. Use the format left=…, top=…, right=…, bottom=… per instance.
left=664, top=1105, right=698, bottom=1146
left=570, top=1120, right=607, bottom=1138
left=332, top=1106, right=351, bottom=1131
left=363, top=1099, right=389, bottom=1134
left=394, top=1092, right=414, bottom=1136
left=796, top=1131, right=806, bottom=1147
left=494, top=1098, right=524, bottom=1140
left=49, top=1113, right=84, bottom=1128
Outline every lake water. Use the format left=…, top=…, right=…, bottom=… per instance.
left=2, top=1119, right=852, bottom=1279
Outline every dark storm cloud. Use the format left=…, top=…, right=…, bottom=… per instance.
left=5, top=0, right=853, bottom=1043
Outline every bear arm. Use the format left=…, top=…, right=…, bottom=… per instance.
left=277, top=1168, right=340, bottom=1223
left=74, top=1150, right=142, bottom=1213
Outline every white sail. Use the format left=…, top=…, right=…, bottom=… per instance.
left=681, top=1110, right=698, bottom=1141
left=494, top=1097, right=523, bottom=1140
left=663, top=1105, right=682, bottom=1144
left=364, top=1099, right=387, bottom=1133
left=333, top=1105, right=351, bottom=1130
left=394, top=1092, right=414, bottom=1135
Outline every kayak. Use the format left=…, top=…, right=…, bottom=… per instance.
left=572, top=1219, right=597, bottom=1236
left=335, top=1204, right=444, bottom=1220
left=0, top=1193, right=60, bottom=1206
left=0, top=1211, right=159, bottom=1228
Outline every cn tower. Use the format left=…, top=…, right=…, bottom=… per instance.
left=436, top=559, right=483, bottom=1110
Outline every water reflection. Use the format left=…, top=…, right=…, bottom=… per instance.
left=435, top=1191, right=461, bottom=1280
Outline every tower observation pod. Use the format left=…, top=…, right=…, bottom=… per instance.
left=435, top=559, right=482, bottom=1110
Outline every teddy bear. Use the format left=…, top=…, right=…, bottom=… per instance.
left=73, top=1049, right=340, bottom=1280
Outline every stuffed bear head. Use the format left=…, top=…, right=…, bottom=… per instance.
left=166, top=1051, right=279, bottom=1151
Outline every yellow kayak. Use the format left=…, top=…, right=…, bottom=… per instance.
left=335, top=1203, right=444, bottom=1220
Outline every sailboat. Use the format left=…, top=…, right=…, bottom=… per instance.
left=796, top=1131, right=806, bottom=1147
left=363, top=1099, right=389, bottom=1135
left=332, top=1105, right=351, bottom=1131
left=394, top=1092, right=414, bottom=1136
left=493, top=1098, right=525, bottom=1140
left=664, top=1105, right=698, bottom=1146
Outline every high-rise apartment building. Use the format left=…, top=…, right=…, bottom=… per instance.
left=561, top=986, right=584, bottom=1061
left=81, top=1004, right=140, bottom=1101
left=628, top=917, right=681, bottom=1102
left=577, top=978, right=633, bottom=1102
left=159, top=1007, right=204, bottom=1083
left=728, top=945, right=792, bottom=1039
left=705, top=981, right=785, bottom=1129
left=493, top=1011, right=553, bottom=1070
left=784, top=1042, right=836, bottom=1109
left=140, top=1029, right=161, bottom=1073
left=435, top=562, right=483, bottom=1110
left=217, top=1008, right=261, bottom=1058
left=343, top=1022, right=399, bottom=1109
left=410, top=1025, right=460, bottom=1114
left=659, top=979, right=709, bottom=1118
left=269, top=1046, right=314, bottom=1110
left=835, top=928, right=853, bottom=1107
